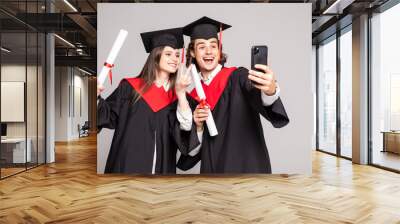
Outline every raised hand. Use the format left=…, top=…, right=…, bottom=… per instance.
left=175, top=64, right=192, bottom=98
left=97, top=84, right=105, bottom=97
left=248, top=64, right=277, bottom=96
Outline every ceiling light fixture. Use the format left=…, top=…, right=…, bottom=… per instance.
left=1, top=47, right=11, bottom=53
left=323, top=0, right=354, bottom=14
left=78, top=67, right=93, bottom=76
left=54, top=34, right=75, bottom=48
left=63, top=0, right=78, bottom=12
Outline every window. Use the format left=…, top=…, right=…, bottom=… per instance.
left=318, top=36, right=337, bottom=154
left=340, top=28, right=352, bottom=158
left=0, top=1, right=47, bottom=179
left=370, top=2, right=400, bottom=171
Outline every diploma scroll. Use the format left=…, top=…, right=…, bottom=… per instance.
left=190, top=65, right=218, bottom=136
left=97, top=29, right=128, bottom=86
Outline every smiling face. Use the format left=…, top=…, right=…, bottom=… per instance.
left=158, top=46, right=180, bottom=74
left=191, top=38, right=220, bottom=73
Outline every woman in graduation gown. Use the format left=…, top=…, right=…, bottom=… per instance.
left=178, top=17, right=290, bottom=174
left=97, top=28, right=195, bottom=174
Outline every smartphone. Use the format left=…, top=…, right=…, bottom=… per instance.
left=251, top=45, right=268, bottom=71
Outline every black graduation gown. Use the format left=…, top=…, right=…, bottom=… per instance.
left=97, top=78, right=190, bottom=174
left=183, top=66, right=289, bottom=173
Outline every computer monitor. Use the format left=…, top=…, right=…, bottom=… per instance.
left=1, top=123, right=7, bottom=137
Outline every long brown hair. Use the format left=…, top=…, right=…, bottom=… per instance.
left=130, top=46, right=177, bottom=104
left=185, top=39, right=227, bottom=68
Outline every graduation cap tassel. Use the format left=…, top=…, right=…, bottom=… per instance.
left=218, top=23, right=223, bottom=58
left=181, top=48, right=185, bottom=64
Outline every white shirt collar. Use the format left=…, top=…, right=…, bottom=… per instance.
left=199, top=64, right=222, bottom=86
left=163, top=81, right=170, bottom=91
left=154, top=80, right=170, bottom=91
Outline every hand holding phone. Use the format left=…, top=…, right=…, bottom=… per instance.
left=251, top=45, right=268, bottom=72
left=249, top=45, right=277, bottom=95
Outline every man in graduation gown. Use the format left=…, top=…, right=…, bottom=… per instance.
left=97, top=28, right=195, bottom=174
left=178, top=17, right=290, bottom=173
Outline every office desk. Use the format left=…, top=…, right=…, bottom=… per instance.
left=1, top=138, right=32, bottom=163
left=382, top=131, right=400, bottom=154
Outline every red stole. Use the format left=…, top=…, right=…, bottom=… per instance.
left=189, top=67, right=237, bottom=110
left=125, top=78, right=177, bottom=112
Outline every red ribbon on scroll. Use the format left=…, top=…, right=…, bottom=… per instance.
left=195, top=96, right=209, bottom=109
left=200, top=99, right=208, bottom=108
left=104, top=62, right=114, bottom=85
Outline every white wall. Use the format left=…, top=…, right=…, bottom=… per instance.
left=72, top=71, right=89, bottom=138
left=55, top=66, right=68, bottom=141
left=98, top=3, right=313, bottom=174
left=54, top=67, right=89, bottom=141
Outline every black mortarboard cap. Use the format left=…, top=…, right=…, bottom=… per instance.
left=140, top=27, right=184, bottom=53
left=183, top=16, right=231, bottom=40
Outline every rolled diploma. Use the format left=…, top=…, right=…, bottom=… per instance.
left=190, top=65, right=218, bottom=136
left=97, top=29, right=128, bottom=86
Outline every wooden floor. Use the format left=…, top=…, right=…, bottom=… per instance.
left=1, top=136, right=400, bottom=223
left=0, top=167, right=26, bottom=178
left=1, top=163, right=45, bottom=178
